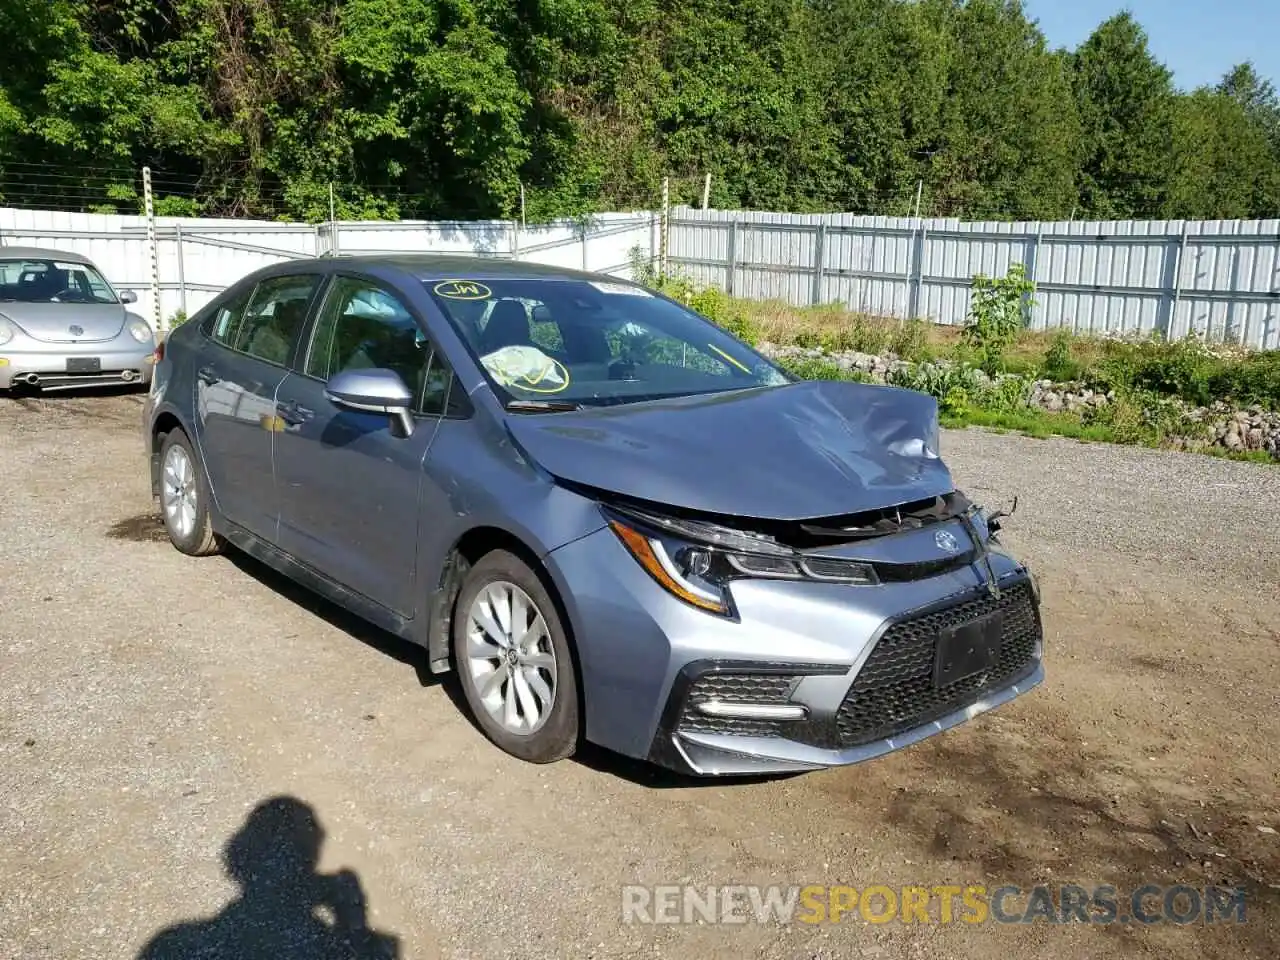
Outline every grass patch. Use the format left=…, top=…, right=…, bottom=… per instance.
left=1201, top=447, right=1277, bottom=464
left=939, top=407, right=1120, bottom=443
left=728, top=293, right=1278, bottom=414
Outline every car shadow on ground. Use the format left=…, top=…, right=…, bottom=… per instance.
left=136, top=795, right=401, bottom=959
left=571, top=741, right=804, bottom=790
left=108, top=511, right=804, bottom=791
left=3, top=384, right=146, bottom=404
left=224, top=550, right=441, bottom=691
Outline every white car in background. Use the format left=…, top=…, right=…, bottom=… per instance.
left=0, top=246, right=156, bottom=393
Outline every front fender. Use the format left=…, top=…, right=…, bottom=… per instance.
left=412, top=414, right=608, bottom=670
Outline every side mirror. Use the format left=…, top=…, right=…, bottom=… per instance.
left=119, top=289, right=138, bottom=304
left=325, top=368, right=416, bottom=437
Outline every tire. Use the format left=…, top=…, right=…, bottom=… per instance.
left=452, top=550, right=580, bottom=764
left=157, top=429, right=222, bottom=557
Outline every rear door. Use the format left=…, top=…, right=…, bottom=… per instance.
left=193, top=272, right=322, bottom=540
left=272, top=275, right=461, bottom=616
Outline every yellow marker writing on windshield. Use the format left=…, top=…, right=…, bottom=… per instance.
left=709, top=344, right=751, bottom=374
left=434, top=279, right=493, bottom=301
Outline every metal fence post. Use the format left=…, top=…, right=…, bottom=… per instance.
left=1026, top=231, right=1042, bottom=330
left=908, top=226, right=928, bottom=320
left=726, top=220, right=738, bottom=296
left=1170, top=231, right=1188, bottom=340
left=328, top=184, right=340, bottom=257
left=174, top=223, right=187, bottom=316
left=659, top=177, right=670, bottom=278
left=142, top=167, right=162, bottom=333
left=811, top=222, right=826, bottom=306
left=902, top=221, right=917, bottom=324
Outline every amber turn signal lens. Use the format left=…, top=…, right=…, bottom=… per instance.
left=608, top=520, right=729, bottom=615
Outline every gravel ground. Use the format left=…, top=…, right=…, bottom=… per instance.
left=1, top=392, right=1277, bottom=960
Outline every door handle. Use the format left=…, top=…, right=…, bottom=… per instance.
left=277, top=400, right=313, bottom=426
left=196, top=366, right=220, bottom=385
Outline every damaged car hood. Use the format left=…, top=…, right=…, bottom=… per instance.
left=503, top=380, right=955, bottom=521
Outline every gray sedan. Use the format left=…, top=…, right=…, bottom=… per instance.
left=143, top=256, right=1044, bottom=777
left=0, top=246, right=155, bottom=392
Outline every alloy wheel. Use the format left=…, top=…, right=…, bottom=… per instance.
left=161, top=443, right=198, bottom=540
left=465, top=581, right=558, bottom=735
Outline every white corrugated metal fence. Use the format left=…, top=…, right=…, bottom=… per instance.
left=4, top=205, right=1277, bottom=349
left=668, top=209, right=1280, bottom=350
left=0, top=208, right=657, bottom=330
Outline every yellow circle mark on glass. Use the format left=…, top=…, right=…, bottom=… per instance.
left=433, top=279, right=493, bottom=301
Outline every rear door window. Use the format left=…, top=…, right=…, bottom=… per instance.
left=231, top=275, right=321, bottom=366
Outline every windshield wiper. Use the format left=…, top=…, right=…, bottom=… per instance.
left=504, top=399, right=583, bottom=413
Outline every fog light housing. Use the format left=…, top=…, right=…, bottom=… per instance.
left=694, top=701, right=808, bottom=720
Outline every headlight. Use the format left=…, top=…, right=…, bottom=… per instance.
left=127, top=318, right=153, bottom=343
left=0, top=315, right=15, bottom=346
left=606, top=507, right=878, bottom=617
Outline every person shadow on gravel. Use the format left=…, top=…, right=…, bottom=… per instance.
left=137, top=795, right=400, bottom=959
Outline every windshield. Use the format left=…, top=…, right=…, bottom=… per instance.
left=424, top=277, right=789, bottom=407
left=0, top=258, right=119, bottom=304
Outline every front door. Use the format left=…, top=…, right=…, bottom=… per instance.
left=273, top=277, right=456, bottom=616
left=193, top=274, right=320, bottom=540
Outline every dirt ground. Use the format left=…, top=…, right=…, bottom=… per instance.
left=1, top=391, right=1277, bottom=960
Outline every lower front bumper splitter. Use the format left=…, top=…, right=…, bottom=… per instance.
left=661, top=661, right=1045, bottom=777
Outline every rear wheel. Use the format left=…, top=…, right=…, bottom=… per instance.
left=158, top=430, right=222, bottom=557
left=452, top=550, right=579, bottom=763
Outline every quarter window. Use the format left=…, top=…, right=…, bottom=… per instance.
left=208, top=288, right=253, bottom=346
left=306, top=277, right=459, bottom=417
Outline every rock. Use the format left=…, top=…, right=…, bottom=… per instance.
left=1043, top=392, right=1063, bottom=412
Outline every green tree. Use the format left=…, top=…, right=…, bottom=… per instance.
left=0, top=0, right=1276, bottom=225
left=1168, top=88, right=1280, bottom=219
left=1219, top=62, right=1280, bottom=153
left=921, top=0, right=1080, bottom=219
left=1070, top=13, right=1175, bottom=218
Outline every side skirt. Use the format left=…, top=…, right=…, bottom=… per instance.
left=216, top=517, right=417, bottom=644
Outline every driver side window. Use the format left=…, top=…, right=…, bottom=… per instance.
left=306, top=277, right=459, bottom=417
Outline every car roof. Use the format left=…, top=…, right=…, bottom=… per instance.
left=0, top=245, right=95, bottom=265
left=318, top=253, right=616, bottom=284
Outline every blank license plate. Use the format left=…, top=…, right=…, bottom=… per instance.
left=66, top=357, right=101, bottom=373
left=934, top=612, right=1004, bottom=687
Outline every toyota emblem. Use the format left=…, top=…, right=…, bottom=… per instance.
left=68, top=324, right=84, bottom=337
left=934, top=530, right=960, bottom=553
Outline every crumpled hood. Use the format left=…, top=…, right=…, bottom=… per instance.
left=0, top=302, right=127, bottom=343
left=504, top=380, right=955, bottom=521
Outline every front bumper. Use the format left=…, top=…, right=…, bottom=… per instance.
left=0, top=343, right=154, bottom=390
left=548, top=526, right=1045, bottom=777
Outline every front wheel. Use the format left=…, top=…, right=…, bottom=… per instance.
left=158, top=430, right=222, bottom=557
left=452, top=550, right=580, bottom=764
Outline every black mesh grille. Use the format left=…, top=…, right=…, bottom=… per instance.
left=677, top=673, right=796, bottom=737
left=835, top=582, right=1040, bottom=747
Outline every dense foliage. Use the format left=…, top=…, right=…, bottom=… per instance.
left=2, top=1, right=1279, bottom=222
